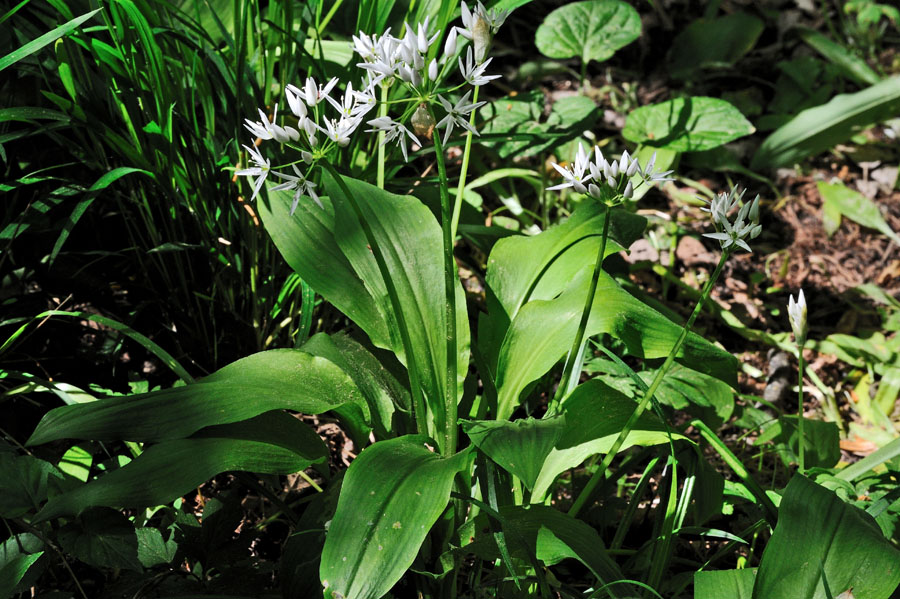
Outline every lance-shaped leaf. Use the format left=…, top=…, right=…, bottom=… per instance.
left=531, top=379, right=687, bottom=500
left=751, top=75, right=900, bottom=169
left=461, top=415, right=567, bottom=491
left=320, top=436, right=470, bottom=599
left=27, top=349, right=363, bottom=445
left=480, top=202, right=647, bottom=382
left=496, top=265, right=737, bottom=419
left=752, top=474, right=900, bottom=599
left=695, top=569, right=757, bottom=599
left=35, top=411, right=326, bottom=521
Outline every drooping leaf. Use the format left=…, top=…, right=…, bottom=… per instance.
left=755, top=416, right=841, bottom=469
left=531, top=379, right=687, bottom=499
left=752, top=75, right=900, bottom=169
left=695, top=568, right=757, bottom=599
left=797, top=27, right=880, bottom=86
left=623, top=97, right=755, bottom=152
left=35, top=411, right=327, bottom=520
left=58, top=507, right=142, bottom=571
left=0, top=454, right=64, bottom=518
left=0, top=8, right=101, bottom=72
left=667, top=12, right=764, bottom=80
left=817, top=181, right=900, bottom=244
left=639, top=364, right=734, bottom=428
left=480, top=201, right=646, bottom=384
left=320, top=436, right=470, bottom=599
left=462, top=415, right=567, bottom=491
left=535, top=0, right=640, bottom=64
left=752, top=475, right=900, bottom=599
left=27, top=349, right=363, bottom=445
left=0, top=533, right=45, bottom=598
left=495, top=264, right=738, bottom=419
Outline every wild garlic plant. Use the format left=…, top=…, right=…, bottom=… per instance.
left=789, top=289, right=809, bottom=471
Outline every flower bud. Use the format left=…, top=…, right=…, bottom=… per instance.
left=472, top=15, right=492, bottom=64
left=411, top=103, right=436, bottom=140
left=444, top=28, right=458, bottom=57
left=749, top=195, right=760, bottom=222
left=788, top=290, right=808, bottom=344
left=623, top=181, right=633, bottom=198
left=428, top=58, right=438, bottom=82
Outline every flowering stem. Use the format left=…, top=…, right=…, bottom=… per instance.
left=797, top=342, right=806, bottom=472
left=451, top=86, right=479, bottom=240
left=321, top=161, right=429, bottom=437
left=429, top=109, right=459, bottom=457
left=568, top=249, right=730, bottom=518
left=376, top=85, right=388, bottom=189
left=546, top=203, right=611, bottom=417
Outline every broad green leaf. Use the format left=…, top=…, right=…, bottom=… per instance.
left=466, top=505, right=630, bottom=595
left=797, top=27, right=880, bottom=86
left=640, top=364, right=734, bottom=428
left=302, top=332, right=409, bottom=440
left=495, top=264, right=738, bottom=419
left=461, top=416, right=567, bottom=490
left=534, top=0, right=640, bottom=64
left=756, top=416, right=841, bottom=469
left=531, top=380, right=687, bottom=499
left=817, top=181, right=900, bottom=244
left=135, top=527, right=177, bottom=568
left=623, top=97, right=755, bottom=152
left=58, top=445, right=92, bottom=482
left=480, top=201, right=646, bottom=382
left=257, top=190, right=390, bottom=349
left=695, top=568, right=757, bottom=599
left=0, top=454, right=64, bottom=518
left=323, top=172, right=470, bottom=436
left=58, top=507, right=142, bottom=571
left=479, top=91, right=598, bottom=159
left=752, top=76, right=900, bottom=169
left=667, top=12, right=764, bottom=80
left=36, top=411, right=326, bottom=520
left=320, top=436, right=470, bottom=599
left=0, top=8, right=101, bottom=72
left=752, top=475, right=900, bottom=599
left=27, top=349, right=363, bottom=445
left=0, top=533, right=45, bottom=598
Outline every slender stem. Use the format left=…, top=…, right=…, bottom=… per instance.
left=797, top=343, right=806, bottom=472
left=321, top=161, right=429, bottom=437
left=316, top=0, right=345, bottom=34
left=569, top=250, right=730, bottom=517
left=547, top=205, right=611, bottom=416
left=429, top=109, right=459, bottom=457
left=376, top=85, right=388, bottom=189
left=451, top=86, right=479, bottom=240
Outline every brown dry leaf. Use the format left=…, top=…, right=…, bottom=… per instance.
left=839, top=437, right=878, bottom=456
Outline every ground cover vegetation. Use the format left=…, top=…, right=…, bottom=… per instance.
left=2, top=0, right=900, bottom=597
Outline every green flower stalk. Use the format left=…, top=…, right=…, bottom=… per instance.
left=789, top=289, right=808, bottom=471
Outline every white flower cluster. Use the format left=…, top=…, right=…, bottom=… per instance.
left=237, top=2, right=510, bottom=210
left=237, top=75, right=378, bottom=212
left=547, top=143, right=674, bottom=204
left=700, top=187, right=762, bottom=253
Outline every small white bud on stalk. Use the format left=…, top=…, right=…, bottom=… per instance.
left=788, top=290, right=808, bottom=344
left=428, top=58, right=438, bottom=82
left=444, top=27, right=458, bottom=57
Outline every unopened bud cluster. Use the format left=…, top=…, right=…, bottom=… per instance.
left=788, top=289, right=808, bottom=344
left=547, top=143, right=673, bottom=205
left=700, top=187, right=762, bottom=253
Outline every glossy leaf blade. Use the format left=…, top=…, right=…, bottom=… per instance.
left=623, top=96, right=755, bottom=152
left=36, top=411, right=327, bottom=520
left=320, top=436, right=470, bottom=599
left=27, top=349, right=363, bottom=445
left=531, top=380, right=686, bottom=499
left=752, top=474, right=900, bottom=599
left=695, top=568, right=757, bottom=599
left=496, top=265, right=737, bottom=419
left=751, top=76, right=900, bottom=169
left=535, top=0, right=640, bottom=64
left=462, top=416, right=567, bottom=491
left=817, top=181, right=900, bottom=244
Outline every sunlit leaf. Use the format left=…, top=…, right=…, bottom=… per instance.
left=535, top=0, right=640, bottom=64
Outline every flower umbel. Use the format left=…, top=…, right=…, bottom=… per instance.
left=701, top=187, right=762, bottom=253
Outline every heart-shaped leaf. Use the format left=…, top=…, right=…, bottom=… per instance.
left=535, top=0, right=640, bottom=64
left=623, top=97, right=755, bottom=152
